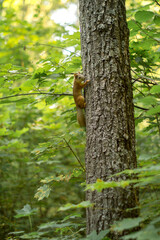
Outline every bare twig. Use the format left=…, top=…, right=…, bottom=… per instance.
left=131, top=70, right=159, bottom=84
left=63, top=138, right=85, bottom=171
left=132, top=78, right=157, bottom=86
left=134, top=105, right=149, bottom=111
left=134, top=20, right=160, bottom=43
left=133, top=85, right=145, bottom=96
left=154, top=0, right=160, bottom=6
left=135, top=112, right=143, bottom=120
left=0, top=92, right=73, bottom=100
left=137, top=75, right=158, bottom=84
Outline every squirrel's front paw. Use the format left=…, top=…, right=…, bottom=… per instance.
left=86, top=80, right=90, bottom=83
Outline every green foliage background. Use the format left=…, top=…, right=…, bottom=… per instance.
left=0, top=0, right=159, bottom=239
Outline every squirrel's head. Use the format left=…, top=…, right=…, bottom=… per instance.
left=74, top=72, right=85, bottom=83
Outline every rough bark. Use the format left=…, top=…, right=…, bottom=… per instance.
left=78, top=0, right=138, bottom=237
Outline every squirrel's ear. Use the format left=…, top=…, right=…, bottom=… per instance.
left=74, top=73, right=77, bottom=77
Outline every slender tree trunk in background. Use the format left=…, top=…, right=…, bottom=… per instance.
left=79, top=0, right=138, bottom=238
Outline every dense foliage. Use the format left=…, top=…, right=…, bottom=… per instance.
left=0, top=0, right=159, bottom=239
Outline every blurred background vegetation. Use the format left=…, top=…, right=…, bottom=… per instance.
left=0, top=0, right=159, bottom=239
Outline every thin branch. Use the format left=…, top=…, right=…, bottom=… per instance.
left=63, top=138, right=85, bottom=172
left=36, top=43, right=80, bottom=56
left=131, top=70, right=159, bottom=84
left=134, top=20, right=160, bottom=43
left=133, top=85, right=145, bottom=96
left=135, top=112, right=143, bottom=120
left=0, top=92, right=73, bottom=100
left=134, top=105, right=149, bottom=111
left=132, top=78, right=157, bottom=86
left=154, top=0, right=160, bottom=6
left=137, top=75, right=158, bottom=84
left=132, top=78, right=155, bottom=86
left=36, top=43, right=74, bottom=54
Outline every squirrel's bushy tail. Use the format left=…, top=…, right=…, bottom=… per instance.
left=77, top=107, right=86, bottom=127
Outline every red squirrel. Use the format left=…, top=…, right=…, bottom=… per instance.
left=73, top=72, right=90, bottom=127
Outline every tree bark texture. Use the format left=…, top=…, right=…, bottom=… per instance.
left=79, top=0, right=138, bottom=237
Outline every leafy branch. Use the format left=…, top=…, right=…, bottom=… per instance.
left=134, top=20, right=160, bottom=43
left=131, top=70, right=159, bottom=85
left=35, top=43, right=80, bottom=57
left=0, top=92, right=72, bottom=100
left=0, top=92, right=151, bottom=112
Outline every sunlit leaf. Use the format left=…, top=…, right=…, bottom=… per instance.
left=34, top=185, right=51, bottom=201
left=59, top=201, right=93, bottom=211
left=135, top=11, right=154, bottom=23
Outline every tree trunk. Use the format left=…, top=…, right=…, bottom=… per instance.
left=78, top=0, right=138, bottom=237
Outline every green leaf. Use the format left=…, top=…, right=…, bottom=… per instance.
left=4, top=63, right=12, bottom=70
left=59, top=201, right=93, bottom=211
left=150, top=85, right=160, bottom=94
left=8, top=231, right=25, bottom=235
left=112, top=217, right=144, bottom=231
left=84, top=230, right=110, bottom=240
left=62, top=213, right=81, bottom=222
left=19, top=232, right=40, bottom=239
left=0, top=98, right=29, bottom=105
left=72, top=168, right=83, bottom=177
left=122, top=224, right=160, bottom=240
left=14, top=204, right=37, bottom=218
left=139, top=39, right=155, bottom=49
left=146, top=105, right=160, bottom=115
left=135, top=11, right=154, bottom=23
left=95, top=230, right=110, bottom=240
left=128, top=20, right=140, bottom=31
left=21, top=79, right=38, bottom=87
left=0, top=128, right=8, bottom=136
left=34, top=185, right=51, bottom=201
left=41, top=174, right=70, bottom=183
left=31, top=146, right=47, bottom=155
left=139, top=96, right=157, bottom=105
left=86, top=179, right=131, bottom=192
left=154, top=15, right=160, bottom=26
left=11, top=128, right=29, bottom=137
left=38, top=221, right=72, bottom=230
